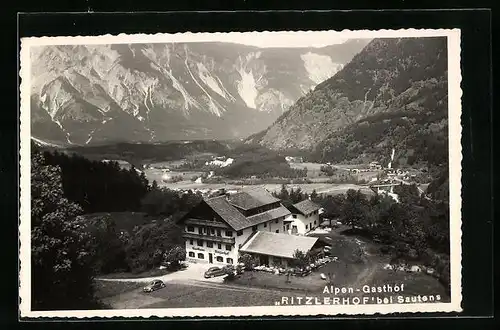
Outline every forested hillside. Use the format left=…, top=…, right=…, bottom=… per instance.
left=40, top=147, right=150, bottom=213
left=249, top=37, right=448, bottom=169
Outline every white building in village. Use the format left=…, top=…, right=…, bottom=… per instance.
left=178, top=187, right=323, bottom=268
left=284, top=199, right=322, bottom=235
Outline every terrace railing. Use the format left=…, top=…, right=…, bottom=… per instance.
left=183, top=232, right=235, bottom=244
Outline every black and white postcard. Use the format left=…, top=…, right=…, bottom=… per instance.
left=19, top=29, right=462, bottom=317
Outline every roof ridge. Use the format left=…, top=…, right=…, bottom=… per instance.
left=205, top=195, right=227, bottom=201
left=240, top=230, right=260, bottom=250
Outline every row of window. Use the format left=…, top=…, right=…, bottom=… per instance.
left=305, top=220, right=317, bottom=230
left=251, top=217, right=283, bottom=232
left=187, top=226, right=235, bottom=237
left=186, top=226, right=247, bottom=237
left=291, top=211, right=319, bottom=219
left=187, top=251, right=233, bottom=264
left=189, top=239, right=233, bottom=251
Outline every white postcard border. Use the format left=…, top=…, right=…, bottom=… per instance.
left=19, top=28, right=462, bottom=318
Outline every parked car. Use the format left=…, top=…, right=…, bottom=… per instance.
left=204, top=266, right=228, bottom=278
left=143, top=280, right=166, bottom=293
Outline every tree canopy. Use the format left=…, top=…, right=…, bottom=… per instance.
left=31, top=150, right=101, bottom=310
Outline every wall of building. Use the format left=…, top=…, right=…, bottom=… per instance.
left=246, top=253, right=290, bottom=268
left=184, top=216, right=290, bottom=266
left=285, top=212, right=320, bottom=235
left=184, top=225, right=239, bottom=265
left=185, top=237, right=239, bottom=266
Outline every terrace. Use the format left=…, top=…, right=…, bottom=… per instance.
left=182, top=232, right=235, bottom=245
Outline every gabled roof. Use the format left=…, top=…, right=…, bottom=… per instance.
left=245, top=205, right=291, bottom=227
left=227, top=187, right=280, bottom=210
left=291, top=199, right=321, bottom=216
left=240, top=231, right=319, bottom=259
left=203, top=196, right=249, bottom=231
left=185, top=188, right=289, bottom=231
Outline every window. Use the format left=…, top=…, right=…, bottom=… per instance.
left=188, top=252, right=195, bottom=257
left=252, top=225, right=258, bottom=232
left=197, top=239, right=203, bottom=247
left=275, top=229, right=279, bottom=233
left=237, top=230, right=243, bottom=236
left=306, top=224, right=308, bottom=230
left=197, top=253, right=204, bottom=259
left=275, top=219, right=279, bottom=223
left=187, top=226, right=194, bottom=232
left=292, top=214, right=297, bottom=219
left=287, top=224, right=290, bottom=230
left=198, top=227, right=203, bottom=234
left=210, top=228, right=215, bottom=235
left=225, top=230, right=233, bottom=237
left=283, top=226, right=286, bottom=232
left=225, top=244, right=232, bottom=251
left=314, top=220, right=317, bottom=225
left=189, top=239, right=193, bottom=245
left=264, top=222, right=267, bottom=228
left=227, top=258, right=233, bottom=264
left=218, top=243, right=222, bottom=249
left=206, top=241, right=213, bottom=248
left=216, top=256, right=223, bottom=262
left=217, top=229, right=222, bottom=237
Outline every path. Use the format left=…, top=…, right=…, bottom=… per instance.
left=96, top=263, right=224, bottom=284
left=102, top=276, right=300, bottom=309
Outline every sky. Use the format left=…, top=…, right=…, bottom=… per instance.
left=23, top=31, right=357, bottom=48
left=191, top=31, right=350, bottom=48
left=23, top=29, right=456, bottom=49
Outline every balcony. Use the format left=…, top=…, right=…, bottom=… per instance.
left=184, top=218, right=230, bottom=229
left=183, top=232, right=235, bottom=244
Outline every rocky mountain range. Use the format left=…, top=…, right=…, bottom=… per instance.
left=248, top=37, right=449, bottom=167
left=29, top=39, right=370, bottom=146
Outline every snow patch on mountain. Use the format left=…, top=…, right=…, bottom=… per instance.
left=31, top=137, right=62, bottom=148
left=196, top=62, right=227, bottom=100
left=215, top=76, right=237, bottom=102
left=237, top=68, right=259, bottom=109
left=184, top=48, right=225, bottom=117
left=300, top=52, right=343, bottom=84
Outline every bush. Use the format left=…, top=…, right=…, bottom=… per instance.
left=239, top=253, right=258, bottom=270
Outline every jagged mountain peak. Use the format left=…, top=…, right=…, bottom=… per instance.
left=30, top=40, right=369, bottom=145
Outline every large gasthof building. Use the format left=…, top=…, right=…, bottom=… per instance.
left=179, top=187, right=323, bottom=268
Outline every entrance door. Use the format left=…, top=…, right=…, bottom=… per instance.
left=209, top=253, right=213, bottom=264
left=259, top=255, right=269, bottom=267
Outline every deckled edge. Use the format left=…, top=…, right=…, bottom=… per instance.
left=19, top=28, right=463, bottom=319
left=19, top=37, right=32, bottom=318
left=20, top=28, right=459, bottom=46
left=447, top=28, right=463, bottom=314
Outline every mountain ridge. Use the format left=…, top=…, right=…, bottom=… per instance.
left=29, top=39, right=370, bottom=146
left=248, top=37, right=448, bottom=167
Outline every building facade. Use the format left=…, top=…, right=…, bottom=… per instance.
left=284, top=199, right=322, bottom=235
left=239, top=231, right=320, bottom=268
left=180, top=188, right=292, bottom=266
